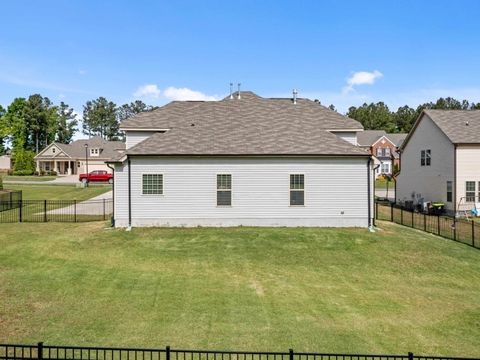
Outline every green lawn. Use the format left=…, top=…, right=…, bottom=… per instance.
left=0, top=222, right=479, bottom=356
left=375, top=179, right=395, bottom=189
left=4, top=175, right=57, bottom=182
left=5, top=184, right=111, bottom=200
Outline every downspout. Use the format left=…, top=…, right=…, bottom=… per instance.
left=127, top=156, right=132, bottom=230
left=372, top=162, right=380, bottom=227
left=453, top=144, right=457, bottom=217
left=106, top=163, right=115, bottom=227
left=367, top=157, right=373, bottom=231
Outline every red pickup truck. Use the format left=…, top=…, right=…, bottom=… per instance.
left=79, top=170, right=113, bottom=184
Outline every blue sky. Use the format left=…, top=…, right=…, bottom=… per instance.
left=1, top=0, right=479, bottom=137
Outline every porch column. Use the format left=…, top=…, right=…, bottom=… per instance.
left=54, top=160, right=57, bottom=172
left=67, top=161, right=72, bottom=175
left=36, top=160, right=40, bottom=172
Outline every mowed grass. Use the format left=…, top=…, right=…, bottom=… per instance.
left=5, top=184, right=111, bottom=200
left=4, top=175, right=57, bottom=182
left=0, top=222, right=479, bottom=356
left=375, top=179, right=395, bottom=190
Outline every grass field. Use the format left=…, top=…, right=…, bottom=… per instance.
left=375, top=179, right=395, bottom=190
left=5, top=184, right=111, bottom=200
left=4, top=175, right=57, bottom=182
left=0, top=222, right=479, bottom=356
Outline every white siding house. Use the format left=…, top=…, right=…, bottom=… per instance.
left=111, top=91, right=374, bottom=228
left=396, top=110, right=480, bottom=215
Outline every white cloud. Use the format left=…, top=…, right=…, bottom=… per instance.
left=78, top=69, right=87, bottom=75
left=133, top=84, right=162, bottom=99
left=344, top=70, right=383, bottom=93
left=163, top=86, right=218, bottom=101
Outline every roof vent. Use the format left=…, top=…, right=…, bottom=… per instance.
left=237, top=83, right=241, bottom=99
left=292, top=89, right=298, bottom=105
left=466, top=120, right=469, bottom=126
left=229, top=83, right=234, bottom=99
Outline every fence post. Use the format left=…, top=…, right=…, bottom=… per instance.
left=166, top=346, right=170, bottom=360
left=19, top=199, right=22, bottom=223
left=408, top=352, right=413, bottom=360
left=391, top=203, right=393, bottom=222
left=423, top=213, right=426, bottom=232
left=74, top=200, right=77, bottom=223
left=289, top=349, right=294, bottom=360
left=103, top=198, right=106, bottom=221
left=411, top=210, right=414, bottom=228
left=401, top=208, right=403, bottom=225
left=472, top=220, right=475, bottom=247
left=437, top=215, right=440, bottom=235
left=44, top=200, right=47, bottom=223
left=38, top=342, right=43, bottom=360
left=453, top=217, right=457, bottom=241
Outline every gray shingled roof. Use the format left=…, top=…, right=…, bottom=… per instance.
left=424, top=110, right=480, bottom=144
left=36, top=136, right=125, bottom=160
left=356, top=130, right=387, bottom=146
left=123, top=91, right=368, bottom=156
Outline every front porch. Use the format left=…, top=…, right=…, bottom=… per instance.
left=36, top=160, right=78, bottom=175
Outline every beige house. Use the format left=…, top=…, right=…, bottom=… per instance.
left=0, top=155, right=11, bottom=171
left=396, top=110, right=480, bottom=215
left=35, top=137, right=125, bottom=175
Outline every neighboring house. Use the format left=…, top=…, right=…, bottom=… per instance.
left=0, top=155, right=11, bottom=171
left=35, top=137, right=125, bottom=175
left=108, top=90, right=375, bottom=228
left=396, top=110, right=480, bottom=215
left=357, top=130, right=406, bottom=177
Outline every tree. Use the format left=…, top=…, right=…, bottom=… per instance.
left=12, top=149, right=36, bottom=175
left=82, top=97, right=119, bottom=140
left=394, top=105, right=416, bottom=133
left=3, top=98, right=29, bottom=151
left=347, top=102, right=395, bottom=132
left=117, top=100, right=155, bottom=123
left=56, top=102, right=78, bottom=143
left=24, top=94, right=57, bottom=152
left=0, top=105, right=6, bottom=154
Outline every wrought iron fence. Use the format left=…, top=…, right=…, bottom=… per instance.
left=0, top=343, right=477, bottom=360
left=376, top=202, right=479, bottom=249
left=0, top=198, right=112, bottom=223
left=0, top=190, right=22, bottom=211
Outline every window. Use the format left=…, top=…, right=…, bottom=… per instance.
left=90, top=148, right=100, bottom=156
left=466, top=181, right=476, bottom=202
left=446, top=181, right=452, bottom=202
left=381, top=162, right=390, bottom=174
left=290, top=174, right=305, bottom=206
left=385, top=148, right=391, bottom=156
left=376, top=148, right=383, bottom=157
left=142, top=174, right=163, bottom=195
left=421, top=149, right=431, bottom=166
left=52, top=148, right=56, bottom=153
left=217, top=174, right=231, bottom=206
left=77, top=162, right=81, bottom=168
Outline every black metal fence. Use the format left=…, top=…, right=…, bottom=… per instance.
left=0, top=198, right=112, bottom=223
left=0, top=343, right=477, bottom=360
left=0, top=190, right=22, bottom=211
left=376, top=202, right=479, bottom=249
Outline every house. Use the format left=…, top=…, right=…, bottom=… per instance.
left=396, top=110, right=480, bottom=215
left=0, top=155, right=11, bottom=171
left=35, top=137, right=125, bottom=175
left=357, top=130, right=406, bottom=177
left=108, top=90, right=375, bottom=228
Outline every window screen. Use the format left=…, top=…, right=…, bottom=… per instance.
left=142, top=174, right=163, bottom=195
left=290, top=174, right=304, bottom=206
left=217, top=174, right=231, bottom=206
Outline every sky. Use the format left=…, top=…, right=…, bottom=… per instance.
left=1, top=0, right=480, bottom=139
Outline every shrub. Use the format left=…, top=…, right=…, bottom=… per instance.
left=12, top=169, right=34, bottom=176
left=12, top=150, right=36, bottom=174
left=47, top=170, right=57, bottom=176
left=7, top=169, right=13, bottom=176
left=0, top=176, right=3, bottom=190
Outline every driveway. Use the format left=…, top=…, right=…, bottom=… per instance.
left=44, top=191, right=113, bottom=215
left=4, top=175, right=80, bottom=185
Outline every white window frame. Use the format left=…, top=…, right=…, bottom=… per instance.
left=381, top=162, right=390, bottom=174
left=216, top=174, right=232, bottom=207
left=466, top=181, right=476, bottom=202
left=446, top=181, right=453, bottom=202
left=385, top=147, right=391, bottom=156
left=142, top=173, right=164, bottom=196
left=421, top=149, right=431, bottom=166
left=289, top=173, right=305, bottom=206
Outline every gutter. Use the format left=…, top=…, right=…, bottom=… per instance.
left=367, top=157, right=373, bottom=231
left=106, top=163, right=115, bottom=227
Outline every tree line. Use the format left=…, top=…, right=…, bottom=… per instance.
left=0, top=95, right=156, bottom=174
left=343, top=97, right=480, bottom=133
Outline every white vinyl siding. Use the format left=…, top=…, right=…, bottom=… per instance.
left=455, top=145, right=480, bottom=208
left=125, top=131, right=158, bottom=149
left=330, top=131, right=357, bottom=145
left=113, top=156, right=371, bottom=227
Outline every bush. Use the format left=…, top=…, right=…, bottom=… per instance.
left=7, top=169, right=13, bottom=176
left=12, top=149, right=36, bottom=174
left=0, top=176, right=3, bottom=190
left=12, top=169, right=34, bottom=176
left=47, top=170, right=57, bottom=176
